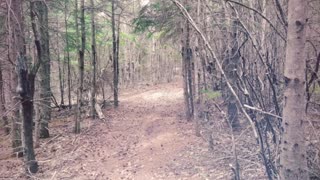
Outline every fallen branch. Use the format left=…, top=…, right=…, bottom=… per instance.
left=95, top=103, right=105, bottom=120
left=41, top=134, right=62, bottom=147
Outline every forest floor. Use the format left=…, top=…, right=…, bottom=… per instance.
left=0, top=81, right=267, bottom=180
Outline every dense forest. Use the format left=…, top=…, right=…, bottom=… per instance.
left=0, top=0, right=319, bottom=179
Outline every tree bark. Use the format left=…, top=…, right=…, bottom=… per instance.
left=224, top=2, right=240, bottom=128
left=90, top=0, right=97, bottom=117
left=17, top=58, right=38, bottom=173
left=0, top=62, right=9, bottom=134
left=280, top=0, right=308, bottom=179
left=64, top=0, right=71, bottom=109
left=9, top=0, right=23, bottom=157
left=75, top=0, right=85, bottom=133
left=181, top=14, right=193, bottom=121
left=112, top=0, right=119, bottom=107
left=35, top=1, right=51, bottom=139
left=56, top=20, right=64, bottom=107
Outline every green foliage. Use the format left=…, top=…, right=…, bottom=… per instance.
left=0, top=15, right=5, bottom=38
left=133, top=17, right=155, bottom=33
left=132, top=2, right=163, bottom=33
left=314, top=84, right=320, bottom=94
left=121, top=32, right=137, bottom=43
left=201, top=89, right=222, bottom=100
left=132, top=1, right=179, bottom=40
left=70, top=59, right=78, bottom=66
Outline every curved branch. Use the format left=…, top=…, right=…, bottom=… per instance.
left=273, top=0, right=288, bottom=27
left=226, top=0, right=286, bottom=42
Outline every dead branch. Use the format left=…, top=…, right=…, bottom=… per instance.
left=243, top=104, right=282, bottom=119
left=95, top=103, right=105, bottom=120
left=225, top=0, right=286, bottom=41
left=171, top=0, right=259, bottom=142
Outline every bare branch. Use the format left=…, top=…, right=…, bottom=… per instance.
left=225, top=0, right=286, bottom=41
left=171, top=0, right=259, bottom=142
left=243, top=104, right=282, bottom=119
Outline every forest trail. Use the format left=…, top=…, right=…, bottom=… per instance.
left=1, top=81, right=230, bottom=180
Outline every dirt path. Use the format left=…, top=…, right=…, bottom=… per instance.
left=0, top=81, right=223, bottom=179
left=0, top=81, right=268, bottom=180
left=89, top=82, right=195, bottom=179
left=0, top=81, right=271, bottom=180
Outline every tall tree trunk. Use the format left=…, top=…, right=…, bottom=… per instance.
left=181, top=1, right=193, bottom=121
left=280, top=0, right=308, bottom=179
left=36, top=1, right=51, bottom=138
left=9, top=0, right=22, bottom=157
left=182, top=21, right=192, bottom=121
left=194, top=0, right=202, bottom=137
left=75, top=0, right=85, bottom=133
left=14, top=0, right=50, bottom=173
left=64, top=0, right=71, bottom=108
left=57, top=22, right=64, bottom=107
left=181, top=0, right=194, bottom=122
left=0, top=62, right=9, bottom=134
left=112, top=0, right=119, bottom=107
left=90, top=0, right=97, bottom=117
left=224, top=2, right=240, bottom=128
left=17, top=58, right=38, bottom=173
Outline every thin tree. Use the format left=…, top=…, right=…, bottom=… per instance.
left=90, top=0, right=97, bottom=117
left=56, top=20, right=64, bottom=107
left=0, top=62, right=9, bottom=134
left=65, top=0, right=71, bottom=109
left=112, top=0, right=119, bottom=107
left=181, top=0, right=193, bottom=121
left=37, top=0, right=51, bottom=138
left=8, top=0, right=22, bottom=156
left=280, top=0, right=308, bottom=179
left=75, top=0, right=85, bottom=133
left=224, top=2, right=240, bottom=128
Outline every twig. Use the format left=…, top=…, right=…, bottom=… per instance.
left=225, top=0, right=286, bottom=41
left=243, top=104, right=282, bottom=119
left=41, top=134, right=62, bottom=147
left=50, top=171, right=57, bottom=180
left=273, top=0, right=288, bottom=27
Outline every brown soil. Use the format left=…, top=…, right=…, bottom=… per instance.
left=0, top=81, right=267, bottom=180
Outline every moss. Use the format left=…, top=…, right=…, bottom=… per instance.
left=314, top=84, right=320, bottom=95
left=201, top=89, right=221, bottom=100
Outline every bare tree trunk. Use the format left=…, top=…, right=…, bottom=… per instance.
left=8, top=0, right=22, bottom=157
left=17, top=59, right=38, bottom=173
left=280, top=0, right=308, bottom=179
left=194, top=0, right=202, bottom=137
left=34, top=102, right=40, bottom=148
left=224, top=2, right=240, bottom=128
left=90, top=0, right=97, bottom=117
left=75, top=0, right=85, bottom=133
left=36, top=1, right=51, bottom=138
left=112, top=0, right=119, bottom=107
left=14, top=0, right=49, bottom=173
left=181, top=17, right=193, bottom=121
left=10, top=69, right=21, bottom=155
left=0, top=62, right=9, bottom=134
left=64, top=0, right=71, bottom=109
left=57, top=24, right=64, bottom=107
